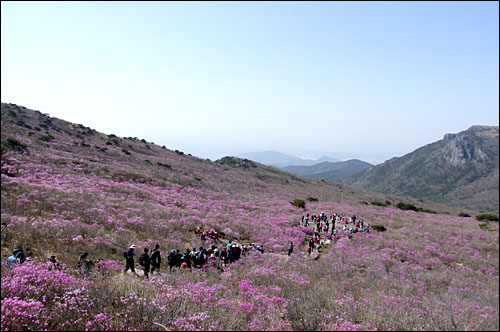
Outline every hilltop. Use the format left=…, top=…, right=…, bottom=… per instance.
left=236, top=150, right=341, bottom=168
left=344, top=126, right=499, bottom=213
left=1, top=103, right=498, bottom=331
left=282, top=159, right=373, bottom=182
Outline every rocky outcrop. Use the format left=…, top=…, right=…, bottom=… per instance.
left=344, top=126, right=499, bottom=212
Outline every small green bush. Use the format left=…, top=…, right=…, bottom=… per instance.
left=359, top=201, right=369, bottom=205
left=416, top=208, right=437, bottom=214
left=385, top=200, right=391, bottom=205
left=16, top=120, right=32, bottom=129
left=1, top=138, right=27, bottom=154
left=307, top=197, right=319, bottom=202
left=290, top=199, right=306, bottom=209
left=122, top=149, right=131, bottom=155
left=479, top=223, right=488, bottom=231
left=38, top=135, right=55, bottom=142
left=175, top=149, right=184, bottom=155
left=476, top=214, right=499, bottom=222
left=396, top=202, right=418, bottom=211
left=372, top=225, right=387, bottom=232
left=157, top=162, right=171, bottom=169
left=458, top=212, right=471, bottom=218
left=144, top=160, right=152, bottom=164
left=371, top=201, right=387, bottom=207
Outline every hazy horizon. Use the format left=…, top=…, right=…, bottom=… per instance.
left=2, top=2, right=498, bottom=165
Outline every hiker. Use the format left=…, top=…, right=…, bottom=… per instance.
left=150, top=244, right=161, bottom=275
left=228, top=245, right=235, bottom=263
left=48, top=255, right=61, bottom=271
left=124, top=245, right=137, bottom=274
left=235, top=244, right=242, bottom=261
left=220, top=248, right=227, bottom=267
left=76, top=252, right=94, bottom=274
left=167, top=249, right=175, bottom=270
left=139, top=248, right=152, bottom=278
left=167, top=249, right=177, bottom=271
left=181, top=249, right=191, bottom=269
left=12, top=248, right=26, bottom=263
left=175, top=250, right=182, bottom=268
left=208, top=253, right=217, bottom=266
left=288, top=242, right=294, bottom=256
left=194, top=248, right=205, bottom=268
left=6, top=250, right=25, bottom=268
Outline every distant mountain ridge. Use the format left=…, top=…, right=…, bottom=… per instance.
left=236, top=150, right=341, bottom=168
left=343, top=125, right=499, bottom=213
left=282, top=159, right=373, bottom=182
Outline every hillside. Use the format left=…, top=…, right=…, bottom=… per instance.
left=236, top=150, right=340, bottom=168
left=1, top=103, right=498, bottom=331
left=344, top=126, right=499, bottom=213
left=282, top=159, right=373, bottom=182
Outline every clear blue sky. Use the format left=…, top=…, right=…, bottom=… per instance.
left=2, top=1, right=498, bottom=164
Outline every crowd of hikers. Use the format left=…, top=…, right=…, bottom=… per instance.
left=5, top=211, right=370, bottom=278
left=122, top=236, right=266, bottom=278
left=302, top=212, right=371, bottom=256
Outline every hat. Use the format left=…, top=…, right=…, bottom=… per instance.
left=129, top=245, right=136, bottom=249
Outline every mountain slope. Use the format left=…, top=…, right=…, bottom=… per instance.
left=344, top=125, right=499, bottom=212
left=1, top=103, right=498, bottom=331
left=282, top=159, right=373, bottom=181
left=236, top=150, right=340, bottom=168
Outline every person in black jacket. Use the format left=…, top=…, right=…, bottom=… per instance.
left=124, top=245, right=137, bottom=274
left=150, top=244, right=161, bottom=275
left=167, top=249, right=177, bottom=271
left=139, top=248, right=152, bottom=279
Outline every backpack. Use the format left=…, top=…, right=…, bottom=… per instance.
left=123, top=251, right=128, bottom=259
left=139, top=254, right=146, bottom=267
left=151, top=250, right=160, bottom=264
